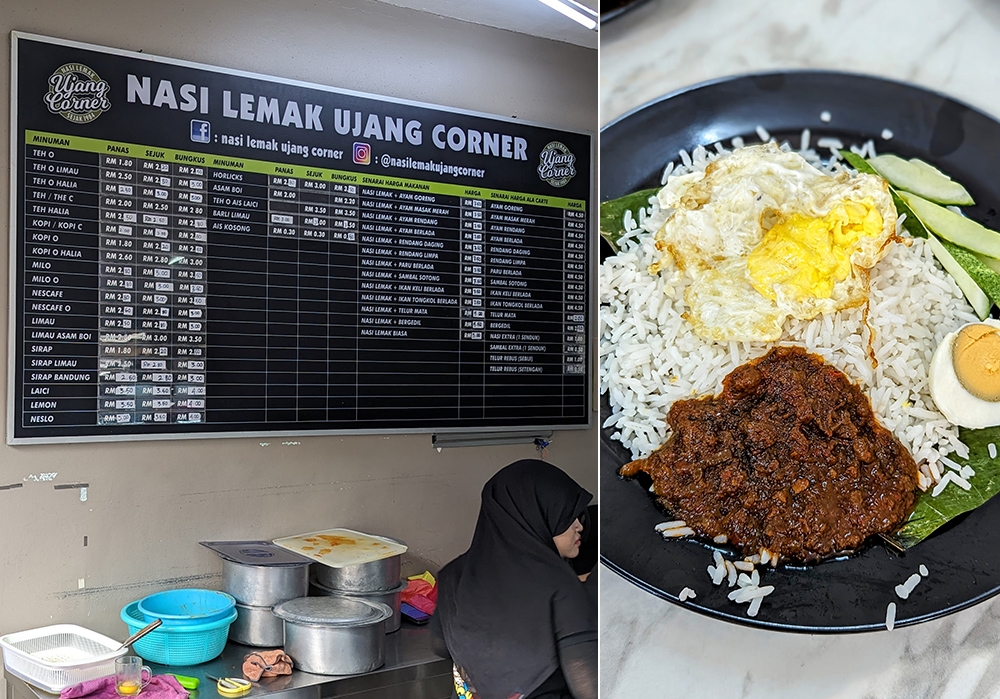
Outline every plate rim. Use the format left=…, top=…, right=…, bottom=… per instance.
left=601, top=67, right=999, bottom=138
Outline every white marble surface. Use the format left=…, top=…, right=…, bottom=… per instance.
left=600, top=0, right=1000, bottom=126
left=599, top=1, right=1000, bottom=697
left=600, top=567, right=1000, bottom=699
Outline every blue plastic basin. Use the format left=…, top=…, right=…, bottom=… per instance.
left=137, top=589, right=235, bottom=626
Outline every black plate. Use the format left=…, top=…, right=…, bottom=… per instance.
left=599, top=71, right=1000, bottom=632
left=600, top=0, right=654, bottom=23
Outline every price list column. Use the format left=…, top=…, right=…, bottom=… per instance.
left=164, top=163, right=208, bottom=424
left=22, top=144, right=100, bottom=429
left=563, top=207, right=587, bottom=377
left=458, top=195, right=486, bottom=419
left=327, top=180, right=360, bottom=420
left=266, top=175, right=300, bottom=422
left=131, top=160, right=207, bottom=425
left=97, top=154, right=139, bottom=426
left=296, top=177, right=332, bottom=422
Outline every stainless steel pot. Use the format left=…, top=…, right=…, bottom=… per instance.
left=229, top=603, right=284, bottom=647
left=273, top=597, right=390, bottom=675
left=223, top=559, right=310, bottom=607
left=309, top=579, right=405, bottom=633
left=311, top=541, right=402, bottom=592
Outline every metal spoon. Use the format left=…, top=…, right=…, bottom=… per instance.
left=117, top=619, right=162, bottom=650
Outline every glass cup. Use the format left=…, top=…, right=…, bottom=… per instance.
left=115, top=656, right=151, bottom=696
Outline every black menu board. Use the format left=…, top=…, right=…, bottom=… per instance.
left=8, top=33, right=592, bottom=443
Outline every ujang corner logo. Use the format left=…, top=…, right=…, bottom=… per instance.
left=44, top=63, right=111, bottom=124
left=537, top=141, right=577, bottom=188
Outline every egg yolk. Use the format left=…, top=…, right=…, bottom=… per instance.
left=746, top=199, right=883, bottom=301
left=953, top=323, right=1000, bottom=401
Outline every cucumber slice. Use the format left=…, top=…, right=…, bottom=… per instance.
left=869, top=154, right=974, bottom=205
left=977, top=252, right=1000, bottom=277
left=928, top=234, right=991, bottom=319
left=899, top=191, right=1000, bottom=259
left=939, top=238, right=1000, bottom=308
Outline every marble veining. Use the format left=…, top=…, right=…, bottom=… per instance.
left=599, top=0, right=1000, bottom=696
left=600, top=568, right=1000, bottom=698
left=600, top=0, right=1000, bottom=128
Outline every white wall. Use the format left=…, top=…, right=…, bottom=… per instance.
left=0, top=0, right=598, bottom=667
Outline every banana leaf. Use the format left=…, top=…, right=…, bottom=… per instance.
left=892, top=426, right=1000, bottom=549
left=599, top=188, right=658, bottom=252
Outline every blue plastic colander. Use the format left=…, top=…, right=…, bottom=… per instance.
left=121, top=601, right=236, bottom=665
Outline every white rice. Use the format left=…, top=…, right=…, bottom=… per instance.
left=654, top=520, right=688, bottom=530
left=882, top=128, right=894, bottom=140
left=599, top=142, right=977, bottom=488
left=990, top=443, right=997, bottom=459
left=678, top=587, right=697, bottom=601
left=886, top=602, right=897, bottom=630
left=820, top=110, right=832, bottom=122
left=725, top=560, right=738, bottom=587
left=707, top=550, right=775, bottom=617
left=950, top=473, right=972, bottom=490
left=895, top=572, right=922, bottom=599
left=919, top=564, right=929, bottom=576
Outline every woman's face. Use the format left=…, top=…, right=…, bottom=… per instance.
left=552, top=518, right=584, bottom=558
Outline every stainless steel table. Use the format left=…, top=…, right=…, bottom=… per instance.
left=4, top=625, right=451, bottom=699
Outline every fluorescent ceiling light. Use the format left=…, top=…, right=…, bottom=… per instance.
left=536, top=0, right=598, bottom=30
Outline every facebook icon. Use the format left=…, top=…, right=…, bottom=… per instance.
left=190, top=120, right=211, bottom=143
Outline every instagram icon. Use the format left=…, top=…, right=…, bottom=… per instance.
left=353, top=142, right=371, bottom=165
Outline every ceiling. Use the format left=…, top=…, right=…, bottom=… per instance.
left=373, top=0, right=599, bottom=49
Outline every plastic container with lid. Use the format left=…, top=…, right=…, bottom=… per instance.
left=274, top=529, right=406, bottom=592
left=273, top=597, right=391, bottom=675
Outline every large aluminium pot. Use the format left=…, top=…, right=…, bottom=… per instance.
left=311, top=541, right=402, bottom=593
left=223, top=559, right=311, bottom=607
left=309, top=579, right=405, bottom=633
left=273, top=597, right=390, bottom=675
left=228, top=603, right=284, bottom=647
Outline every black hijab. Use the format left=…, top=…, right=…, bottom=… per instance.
left=436, top=459, right=594, bottom=699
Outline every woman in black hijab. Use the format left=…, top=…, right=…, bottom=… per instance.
left=431, top=459, right=597, bottom=699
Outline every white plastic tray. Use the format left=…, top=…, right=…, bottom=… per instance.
left=273, top=528, right=407, bottom=568
left=0, top=624, right=126, bottom=693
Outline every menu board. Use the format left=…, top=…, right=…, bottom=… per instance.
left=8, top=33, right=592, bottom=443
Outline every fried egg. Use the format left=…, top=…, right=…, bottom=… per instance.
left=650, top=143, right=897, bottom=342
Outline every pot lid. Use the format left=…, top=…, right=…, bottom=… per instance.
left=273, top=529, right=407, bottom=568
left=200, top=540, right=312, bottom=567
left=273, top=597, right=392, bottom=627
left=310, top=578, right=407, bottom=596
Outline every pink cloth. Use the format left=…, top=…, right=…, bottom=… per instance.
left=401, top=579, right=437, bottom=614
left=61, top=675, right=188, bottom=699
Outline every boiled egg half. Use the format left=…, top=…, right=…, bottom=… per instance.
left=930, top=319, right=1000, bottom=428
